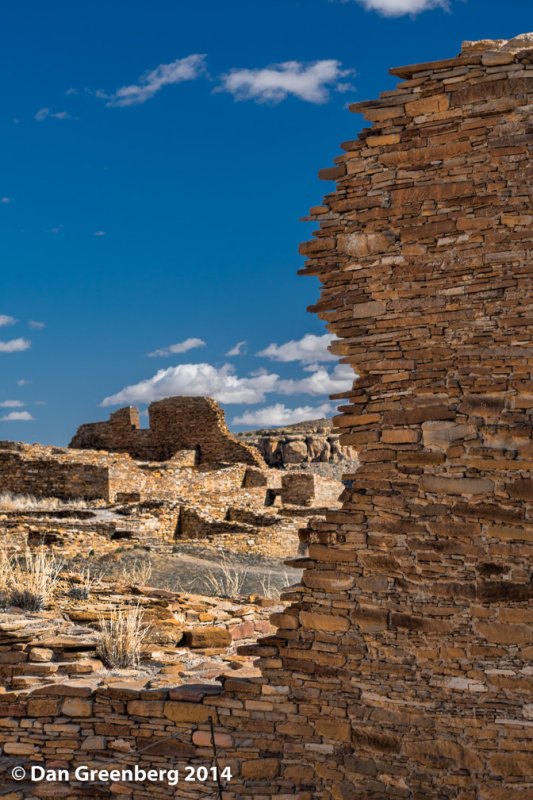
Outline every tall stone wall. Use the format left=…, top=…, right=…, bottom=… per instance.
left=267, top=32, right=533, bottom=799
left=70, top=396, right=264, bottom=467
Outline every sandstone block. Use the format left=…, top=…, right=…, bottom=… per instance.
left=241, top=758, right=280, bottom=779
left=192, top=730, right=233, bottom=748
left=163, top=701, right=214, bottom=723
left=420, top=475, right=493, bottom=496
left=338, top=232, right=394, bottom=257
left=27, top=699, right=60, bottom=716
left=475, top=622, right=531, bottom=645
left=61, top=697, right=93, bottom=717
left=126, top=700, right=164, bottom=717
left=29, top=647, right=54, bottom=662
left=300, top=611, right=349, bottom=633
left=81, top=735, right=106, bottom=750
left=302, top=571, right=355, bottom=591
left=315, top=719, right=351, bottom=742
left=182, top=627, right=232, bottom=648
left=490, top=753, right=533, bottom=777
left=3, top=742, right=36, bottom=755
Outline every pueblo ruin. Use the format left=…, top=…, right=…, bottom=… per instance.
left=0, top=32, right=532, bottom=800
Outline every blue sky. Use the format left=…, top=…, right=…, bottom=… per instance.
left=1, top=0, right=530, bottom=445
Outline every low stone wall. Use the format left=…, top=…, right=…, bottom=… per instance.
left=0, top=676, right=296, bottom=800
left=0, top=444, right=116, bottom=501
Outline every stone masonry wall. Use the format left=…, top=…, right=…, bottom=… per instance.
left=70, top=397, right=264, bottom=467
left=269, top=32, right=533, bottom=800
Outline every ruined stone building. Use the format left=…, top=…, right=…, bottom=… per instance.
left=69, top=396, right=263, bottom=467
left=0, top=33, right=532, bottom=800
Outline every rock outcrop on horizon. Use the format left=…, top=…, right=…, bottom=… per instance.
left=236, top=417, right=358, bottom=469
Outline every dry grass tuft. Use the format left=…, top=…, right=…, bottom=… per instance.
left=257, top=570, right=291, bottom=599
left=0, top=492, right=86, bottom=512
left=0, top=546, right=63, bottom=611
left=119, top=559, right=153, bottom=587
left=67, top=567, right=101, bottom=600
left=199, top=557, right=248, bottom=599
left=97, top=606, right=150, bottom=669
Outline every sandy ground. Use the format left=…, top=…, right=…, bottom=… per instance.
left=88, top=545, right=301, bottom=598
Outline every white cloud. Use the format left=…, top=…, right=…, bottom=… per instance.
left=218, top=59, right=354, bottom=104
left=17, top=379, right=31, bottom=386
left=0, top=400, right=24, bottom=408
left=101, top=358, right=353, bottom=408
left=1, top=197, right=11, bottom=204
left=0, top=338, right=31, bottom=353
left=101, top=362, right=280, bottom=407
left=0, top=411, right=34, bottom=421
left=66, top=88, right=78, bottom=95
left=258, top=333, right=338, bottom=364
left=0, top=315, right=16, bottom=327
left=341, top=0, right=448, bottom=15
left=232, top=402, right=335, bottom=428
left=29, top=320, right=45, bottom=329
left=34, top=108, right=71, bottom=121
left=226, top=341, right=247, bottom=356
left=102, top=54, right=207, bottom=107
left=93, top=230, right=106, bottom=236
left=277, top=363, right=354, bottom=396
left=148, top=338, right=207, bottom=358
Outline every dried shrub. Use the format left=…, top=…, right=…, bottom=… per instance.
left=0, top=547, right=63, bottom=611
left=67, top=567, right=101, bottom=600
left=199, top=557, right=248, bottom=599
left=119, top=559, right=153, bottom=587
left=97, top=606, right=149, bottom=669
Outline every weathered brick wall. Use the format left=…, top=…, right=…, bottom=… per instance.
left=70, top=397, right=264, bottom=467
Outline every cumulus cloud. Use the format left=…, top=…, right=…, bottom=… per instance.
left=232, top=402, right=335, bottom=428
left=101, top=358, right=352, bottom=407
left=258, top=333, right=338, bottom=364
left=0, top=338, right=31, bottom=353
left=340, top=0, right=448, bottom=15
left=93, top=230, right=106, bottom=236
left=17, top=379, right=31, bottom=386
left=226, top=341, right=247, bottom=356
left=0, top=400, right=24, bottom=408
left=277, top=363, right=354, bottom=396
left=0, top=411, right=34, bottom=421
left=29, top=320, right=45, bottom=329
left=0, top=315, right=16, bottom=327
left=34, top=108, right=71, bottom=121
left=218, top=59, right=354, bottom=104
left=101, top=54, right=207, bottom=107
left=1, top=197, right=11, bottom=204
left=101, top=363, right=281, bottom=407
left=148, top=338, right=206, bottom=358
